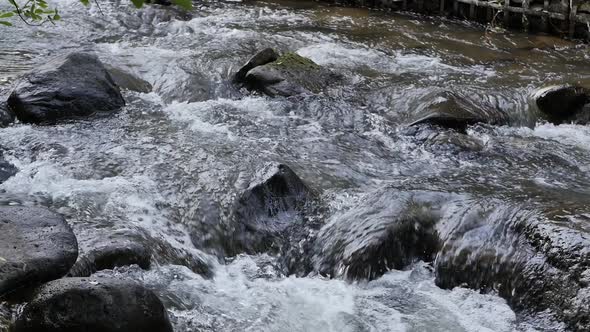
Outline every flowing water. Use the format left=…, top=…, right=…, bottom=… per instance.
left=1, top=0, right=590, bottom=330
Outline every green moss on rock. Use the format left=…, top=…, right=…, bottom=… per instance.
left=271, top=52, right=321, bottom=71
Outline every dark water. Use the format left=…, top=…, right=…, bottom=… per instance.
left=1, top=0, right=590, bottom=330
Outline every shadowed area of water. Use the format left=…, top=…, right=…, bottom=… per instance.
left=1, top=0, right=589, bottom=330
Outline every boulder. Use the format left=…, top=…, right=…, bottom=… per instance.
left=7, top=52, right=125, bottom=124
left=532, top=85, right=590, bottom=124
left=314, top=189, right=445, bottom=281
left=233, top=48, right=279, bottom=83
left=67, top=234, right=151, bottom=277
left=0, top=206, right=78, bottom=298
left=191, top=163, right=317, bottom=259
left=242, top=51, right=339, bottom=97
left=409, top=90, right=508, bottom=131
left=435, top=204, right=590, bottom=332
left=11, top=277, right=173, bottom=332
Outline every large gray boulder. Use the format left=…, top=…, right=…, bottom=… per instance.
left=11, top=277, right=173, bottom=332
left=0, top=206, right=78, bottom=297
left=7, top=52, right=125, bottom=124
left=531, top=85, right=590, bottom=124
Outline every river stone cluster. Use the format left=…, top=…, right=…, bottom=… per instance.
left=1, top=48, right=590, bottom=331
left=0, top=205, right=173, bottom=331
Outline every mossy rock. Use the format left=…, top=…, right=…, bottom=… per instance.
left=240, top=50, right=339, bottom=97
left=269, top=52, right=322, bottom=71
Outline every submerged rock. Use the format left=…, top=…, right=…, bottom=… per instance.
left=0, top=101, right=15, bottom=127
left=0, top=206, right=78, bottom=298
left=532, top=85, right=590, bottom=124
left=105, top=66, right=153, bottom=93
left=315, top=189, right=445, bottom=281
left=67, top=234, right=151, bottom=277
left=0, top=156, right=17, bottom=184
left=7, top=52, right=125, bottom=124
left=191, top=163, right=318, bottom=260
left=11, top=277, right=173, bottom=332
left=435, top=204, right=590, bottom=332
left=409, top=90, right=508, bottom=131
left=235, top=49, right=339, bottom=97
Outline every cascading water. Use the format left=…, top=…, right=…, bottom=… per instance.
left=1, top=0, right=589, bottom=330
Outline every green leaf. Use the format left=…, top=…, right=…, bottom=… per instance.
left=130, top=0, right=144, bottom=8
left=35, top=8, right=44, bottom=14
left=0, top=21, right=12, bottom=26
left=38, top=2, right=48, bottom=9
left=53, top=13, right=60, bottom=20
left=0, top=12, right=15, bottom=18
left=80, top=0, right=90, bottom=6
left=171, top=0, right=192, bottom=10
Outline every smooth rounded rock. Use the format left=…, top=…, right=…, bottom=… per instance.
left=67, top=234, right=151, bottom=277
left=409, top=90, right=508, bottom=131
left=7, top=52, right=125, bottom=124
left=0, top=206, right=78, bottom=298
left=532, top=85, right=590, bottom=125
left=11, top=277, right=173, bottom=332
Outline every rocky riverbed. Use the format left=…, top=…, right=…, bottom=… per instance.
left=0, top=0, right=589, bottom=331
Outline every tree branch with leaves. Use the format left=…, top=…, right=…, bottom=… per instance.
left=0, top=0, right=192, bottom=26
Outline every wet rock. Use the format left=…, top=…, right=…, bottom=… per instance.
left=0, top=156, right=17, bottom=184
left=243, top=51, right=340, bottom=97
left=11, top=277, right=173, bottom=332
left=7, top=52, right=125, bottom=124
left=532, top=85, right=590, bottom=125
left=435, top=204, right=590, bottom=332
left=0, top=101, right=15, bottom=127
left=0, top=206, right=78, bottom=298
left=72, top=228, right=212, bottom=278
left=191, top=163, right=318, bottom=259
left=105, top=65, right=153, bottom=93
left=315, top=189, right=445, bottom=281
left=409, top=90, right=508, bottom=131
left=67, top=234, right=151, bottom=277
left=233, top=48, right=280, bottom=83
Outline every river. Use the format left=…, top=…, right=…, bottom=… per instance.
left=1, top=0, right=589, bottom=330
